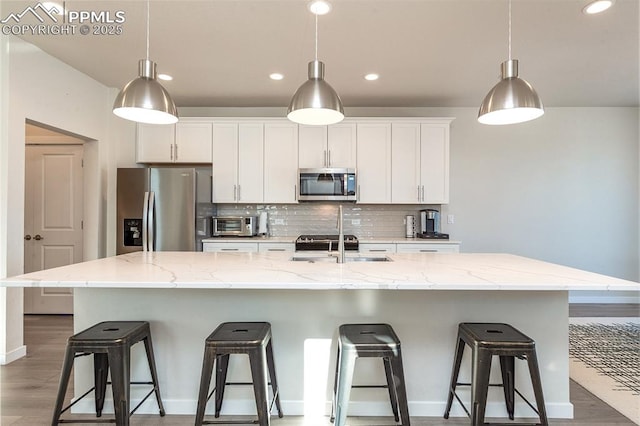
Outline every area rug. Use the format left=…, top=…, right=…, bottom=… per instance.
left=569, top=318, right=640, bottom=425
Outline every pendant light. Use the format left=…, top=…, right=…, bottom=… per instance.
left=478, top=0, right=543, bottom=125
left=113, top=0, right=178, bottom=125
left=287, top=1, right=344, bottom=126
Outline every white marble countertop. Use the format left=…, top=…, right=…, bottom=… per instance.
left=2, top=252, right=638, bottom=291
left=202, top=236, right=461, bottom=244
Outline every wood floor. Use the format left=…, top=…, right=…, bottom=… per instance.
left=1, top=306, right=638, bottom=426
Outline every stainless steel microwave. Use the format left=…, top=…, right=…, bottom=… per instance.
left=298, top=168, right=357, bottom=201
left=212, top=216, right=257, bottom=236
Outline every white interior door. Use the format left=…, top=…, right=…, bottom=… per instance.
left=24, top=144, right=84, bottom=314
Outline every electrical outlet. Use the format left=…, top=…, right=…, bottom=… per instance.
left=351, top=219, right=361, bottom=225
left=274, top=218, right=285, bottom=225
left=447, top=214, right=455, bottom=224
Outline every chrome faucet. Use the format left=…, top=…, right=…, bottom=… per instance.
left=337, top=205, right=345, bottom=263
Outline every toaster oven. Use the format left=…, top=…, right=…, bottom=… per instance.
left=212, top=216, right=257, bottom=237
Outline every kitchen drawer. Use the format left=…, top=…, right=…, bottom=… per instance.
left=203, top=242, right=258, bottom=253
left=359, top=243, right=396, bottom=253
left=396, top=243, right=459, bottom=253
left=258, top=242, right=295, bottom=252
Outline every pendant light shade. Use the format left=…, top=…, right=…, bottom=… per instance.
left=113, top=59, right=178, bottom=125
left=478, top=59, right=544, bottom=125
left=112, top=1, right=178, bottom=125
left=478, top=0, right=543, bottom=125
left=287, top=60, right=344, bottom=126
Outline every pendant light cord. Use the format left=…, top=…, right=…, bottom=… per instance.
left=508, top=0, right=512, bottom=60
left=146, top=0, right=150, bottom=60
left=314, top=13, right=318, bottom=61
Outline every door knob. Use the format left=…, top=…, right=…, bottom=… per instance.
left=24, top=235, right=31, bottom=240
left=34, top=234, right=43, bottom=241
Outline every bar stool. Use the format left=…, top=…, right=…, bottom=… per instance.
left=443, top=322, right=549, bottom=426
left=331, top=323, right=410, bottom=426
left=51, top=321, right=165, bottom=425
left=195, top=322, right=283, bottom=426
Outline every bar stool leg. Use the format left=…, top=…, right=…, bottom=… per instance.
left=382, top=357, right=400, bottom=422
left=444, top=337, right=465, bottom=419
left=93, top=353, right=109, bottom=417
left=526, top=351, right=549, bottom=426
left=195, top=346, right=216, bottom=426
left=249, top=347, right=271, bottom=426
left=108, top=346, right=131, bottom=426
left=470, top=349, right=492, bottom=426
left=330, top=345, right=340, bottom=423
left=214, top=354, right=230, bottom=417
left=266, top=339, right=283, bottom=417
left=334, top=350, right=356, bottom=426
left=51, top=346, right=75, bottom=426
left=499, top=355, right=515, bottom=420
left=390, top=350, right=411, bottom=426
left=142, top=334, right=166, bottom=416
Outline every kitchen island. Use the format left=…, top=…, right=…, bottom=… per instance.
left=3, top=251, right=638, bottom=421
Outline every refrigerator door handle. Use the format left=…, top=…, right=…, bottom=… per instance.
left=142, top=191, right=150, bottom=252
left=148, top=191, right=156, bottom=252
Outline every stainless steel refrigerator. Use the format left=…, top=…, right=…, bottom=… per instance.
left=116, top=167, right=214, bottom=254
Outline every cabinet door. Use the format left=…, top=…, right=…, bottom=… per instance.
left=264, top=122, right=298, bottom=203
left=298, top=125, right=327, bottom=168
left=356, top=123, right=391, bottom=203
left=327, top=123, right=357, bottom=168
left=391, top=123, right=421, bottom=203
left=421, top=124, right=450, bottom=204
left=136, top=124, right=175, bottom=163
left=212, top=123, right=239, bottom=203
left=174, top=122, right=213, bottom=163
left=237, top=123, right=264, bottom=203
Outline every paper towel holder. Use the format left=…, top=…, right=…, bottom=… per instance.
left=258, top=211, right=268, bottom=237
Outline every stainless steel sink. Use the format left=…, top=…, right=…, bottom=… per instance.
left=290, top=256, right=392, bottom=263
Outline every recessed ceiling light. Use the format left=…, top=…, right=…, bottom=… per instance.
left=308, top=1, right=332, bottom=16
left=364, top=73, right=379, bottom=81
left=583, top=0, right=615, bottom=14
left=269, top=73, right=284, bottom=81
left=158, top=74, right=173, bottom=81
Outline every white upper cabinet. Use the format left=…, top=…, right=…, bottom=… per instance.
left=420, top=123, right=450, bottom=204
left=212, top=122, right=264, bottom=203
left=391, top=123, right=421, bottom=203
left=356, top=122, right=392, bottom=203
left=264, top=122, right=298, bottom=203
left=391, top=120, right=452, bottom=204
left=298, top=123, right=356, bottom=168
left=136, top=121, right=212, bottom=164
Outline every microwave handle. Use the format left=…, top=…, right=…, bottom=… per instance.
left=294, top=185, right=297, bottom=201
left=343, top=173, right=348, bottom=197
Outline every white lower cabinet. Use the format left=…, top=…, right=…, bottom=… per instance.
left=358, top=243, right=396, bottom=253
left=203, top=242, right=259, bottom=253
left=395, top=243, right=459, bottom=253
left=258, top=242, right=295, bottom=252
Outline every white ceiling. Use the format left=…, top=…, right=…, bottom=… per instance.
left=3, top=0, right=639, bottom=109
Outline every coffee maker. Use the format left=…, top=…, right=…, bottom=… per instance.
left=417, top=209, right=449, bottom=239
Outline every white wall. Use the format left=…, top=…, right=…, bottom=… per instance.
left=0, top=35, right=134, bottom=363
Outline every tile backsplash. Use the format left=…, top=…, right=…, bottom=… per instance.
left=215, top=203, right=441, bottom=238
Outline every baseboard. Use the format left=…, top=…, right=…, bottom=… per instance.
left=71, top=398, right=574, bottom=419
left=0, top=344, right=26, bottom=365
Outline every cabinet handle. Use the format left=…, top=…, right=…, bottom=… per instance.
left=421, top=185, right=425, bottom=202
left=34, top=234, right=43, bottom=241
left=420, top=249, right=437, bottom=252
left=221, top=248, right=239, bottom=251
left=328, top=150, right=331, bottom=167
left=238, top=184, right=241, bottom=201
left=24, top=235, right=31, bottom=240
left=417, top=185, right=421, bottom=201
left=170, top=144, right=174, bottom=161
left=294, top=185, right=297, bottom=201
left=175, top=144, right=178, bottom=161
left=357, top=185, right=361, bottom=202
left=324, top=150, right=327, bottom=167
left=267, top=248, right=286, bottom=252
left=233, top=185, right=237, bottom=201
left=369, top=249, right=387, bottom=252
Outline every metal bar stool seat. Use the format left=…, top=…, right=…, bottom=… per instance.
left=51, top=321, right=165, bottom=425
left=331, top=323, right=411, bottom=426
left=443, top=322, right=549, bottom=426
left=195, top=322, right=283, bottom=426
